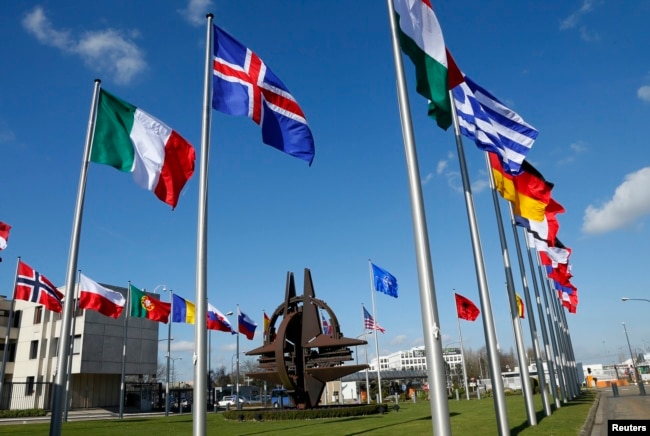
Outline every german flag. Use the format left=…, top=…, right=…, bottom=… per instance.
left=489, top=152, right=553, bottom=221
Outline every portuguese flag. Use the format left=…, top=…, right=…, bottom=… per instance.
left=129, top=284, right=171, bottom=323
left=90, top=89, right=196, bottom=209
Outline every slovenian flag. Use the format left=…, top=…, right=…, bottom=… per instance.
left=207, top=303, right=234, bottom=333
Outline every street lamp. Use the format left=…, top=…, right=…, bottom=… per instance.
left=171, top=357, right=182, bottom=387
left=622, top=297, right=650, bottom=303
left=622, top=322, right=646, bottom=396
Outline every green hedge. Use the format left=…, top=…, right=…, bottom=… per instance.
left=223, top=404, right=383, bottom=421
left=0, top=408, right=47, bottom=418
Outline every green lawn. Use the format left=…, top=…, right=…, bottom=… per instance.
left=0, top=390, right=596, bottom=436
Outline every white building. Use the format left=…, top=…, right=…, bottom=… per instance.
left=0, top=285, right=159, bottom=410
left=368, top=346, right=463, bottom=372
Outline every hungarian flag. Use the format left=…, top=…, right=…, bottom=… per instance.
left=207, top=303, right=234, bottom=333
left=393, top=0, right=462, bottom=130
left=0, top=221, right=11, bottom=250
left=238, top=308, right=257, bottom=340
left=91, top=89, right=196, bottom=209
left=129, top=284, right=171, bottom=323
left=79, top=273, right=126, bottom=319
left=454, top=293, right=480, bottom=321
left=515, top=294, right=525, bottom=319
left=15, top=260, right=64, bottom=313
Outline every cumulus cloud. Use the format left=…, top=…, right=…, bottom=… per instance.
left=178, top=0, right=213, bottom=26
left=582, top=167, right=650, bottom=234
left=22, top=6, right=146, bottom=84
left=638, top=85, right=650, bottom=103
left=170, top=340, right=195, bottom=352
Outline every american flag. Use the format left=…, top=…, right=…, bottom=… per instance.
left=363, top=307, right=385, bottom=333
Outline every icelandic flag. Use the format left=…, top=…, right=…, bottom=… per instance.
left=212, top=25, right=315, bottom=165
left=238, top=308, right=257, bottom=340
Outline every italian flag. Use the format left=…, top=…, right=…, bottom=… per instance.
left=90, top=89, right=196, bottom=209
left=394, top=0, right=458, bottom=130
left=78, top=273, right=126, bottom=319
left=129, top=284, right=171, bottom=323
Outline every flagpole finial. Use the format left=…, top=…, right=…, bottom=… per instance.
left=94, top=78, right=101, bottom=84
left=206, top=13, right=213, bottom=19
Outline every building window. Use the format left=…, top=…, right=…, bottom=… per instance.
left=51, top=337, right=59, bottom=357
left=34, top=306, right=43, bottom=324
left=74, top=300, right=83, bottom=317
left=25, top=376, right=35, bottom=396
left=73, top=335, right=82, bottom=355
left=30, top=340, right=39, bottom=359
left=12, top=310, right=21, bottom=328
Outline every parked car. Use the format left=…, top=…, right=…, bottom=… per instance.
left=217, top=395, right=249, bottom=408
left=270, top=388, right=293, bottom=408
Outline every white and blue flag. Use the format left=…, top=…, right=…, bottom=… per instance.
left=452, top=75, right=538, bottom=175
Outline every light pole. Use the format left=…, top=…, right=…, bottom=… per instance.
left=171, top=357, right=182, bottom=388
left=356, top=333, right=371, bottom=404
left=622, top=322, right=646, bottom=395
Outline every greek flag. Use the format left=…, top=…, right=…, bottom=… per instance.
left=452, top=75, right=538, bottom=175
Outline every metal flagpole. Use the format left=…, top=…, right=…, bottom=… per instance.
left=456, top=315, right=470, bottom=400
left=194, top=13, right=214, bottom=436
left=64, top=272, right=82, bottom=421
left=549, top=278, right=576, bottom=399
left=448, top=98, right=509, bottom=433
left=522, top=232, right=561, bottom=409
left=165, top=289, right=172, bottom=417
left=483, top=152, right=536, bottom=426
left=236, top=305, right=241, bottom=409
left=119, top=282, right=131, bottom=419
left=360, top=304, right=372, bottom=405
left=507, top=212, right=551, bottom=417
left=385, top=2, right=451, bottom=434
left=535, top=252, right=567, bottom=404
left=50, top=79, right=101, bottom=436
left=367, top=262, right=382, bottom=403
left=0, top=257, right=21, bottom=404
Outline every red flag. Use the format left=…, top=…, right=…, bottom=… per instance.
left=455, top=293, right=480, bottom=321
left=0, top=221, right=10, bottom=250
left=15, top=260, right=64, bottom=312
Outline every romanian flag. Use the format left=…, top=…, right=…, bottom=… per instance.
left=489, top=152, right=552, bottom=222
left=129, top=285, right=171, bottom=323
left=171, top=294, right=195, bottom=324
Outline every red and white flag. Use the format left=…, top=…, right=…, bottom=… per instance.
left=79, top=273, right=125, bottom=319
left=15, top=260, right=64, bottom=312
left=0, top=221, right=11, bottom=250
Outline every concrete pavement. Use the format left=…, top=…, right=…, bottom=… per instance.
left=583, top=384, right=650, bottom=435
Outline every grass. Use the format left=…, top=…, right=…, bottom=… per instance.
left=0, top=390, right=597, bottom=436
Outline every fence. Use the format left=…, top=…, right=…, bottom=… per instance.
left=0, top=381, right=52, bottom=410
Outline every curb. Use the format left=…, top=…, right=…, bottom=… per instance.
left=580, top=390, right=601, bottom=435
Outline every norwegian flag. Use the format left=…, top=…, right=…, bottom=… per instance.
left=363, top=306, right=385, bottom=334
left=15, top=260, right=64, bottom=313
left=212, top=25, right=315, bottom=165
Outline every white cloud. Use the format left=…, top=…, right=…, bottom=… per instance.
left=22, top=6, right=146, bottom=84
left=582, top=167, right=650, bottom=234
left=0, top=122, right=16, bottom=144
left=170, top=340, right=195, bottom=352
left=390, top=335, right=408, bottom=346
left=560, top=0, right=595, bottom=30
left=178, top=0, right=213, bottom=26
left=638, top=85, right=650, bottom=103
left=421, top=172, right=434, bottom=185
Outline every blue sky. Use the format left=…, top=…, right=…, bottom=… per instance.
left=2, top=0, right=650, bottom=382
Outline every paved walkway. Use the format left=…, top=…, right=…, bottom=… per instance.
left=585, top=384, right=650, bottom=435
